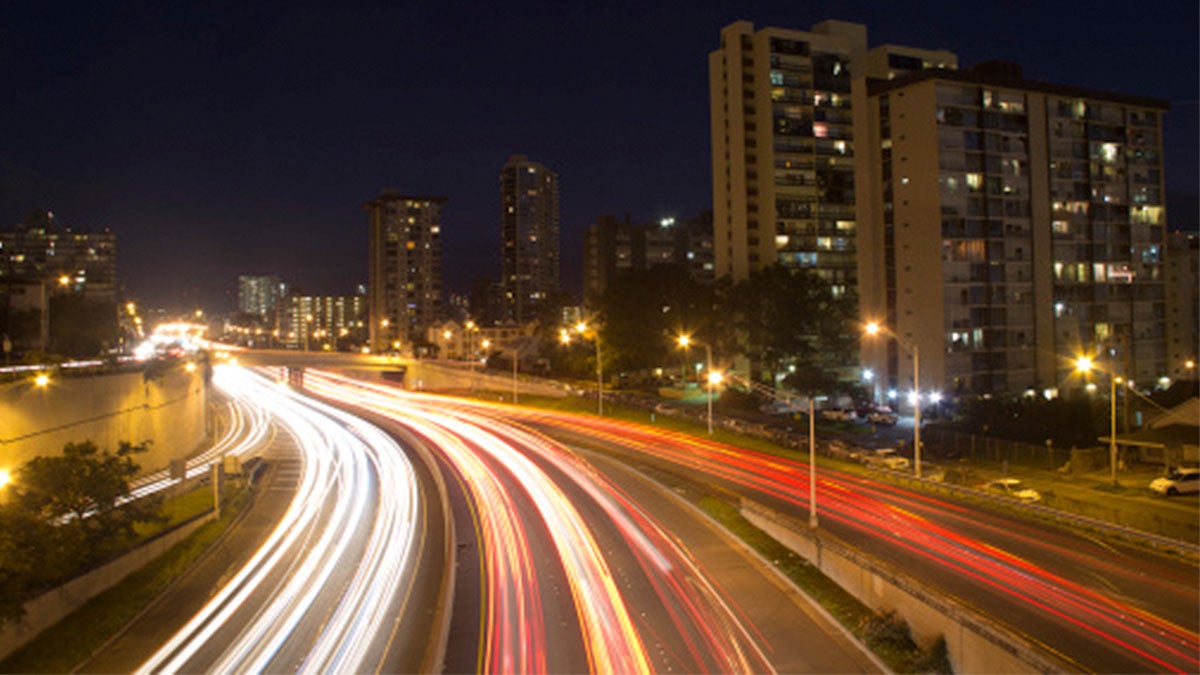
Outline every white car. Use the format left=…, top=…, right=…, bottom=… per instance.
left=1150, top=468, right=1200, bottom=496
left=864, top=448, right=910, bottom=470
left=984, top=478, right=1041, bottom=502
left=866, top=411, right=898, bottom=426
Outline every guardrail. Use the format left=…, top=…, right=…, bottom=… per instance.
left=869, top=466, right=1199, bottom=559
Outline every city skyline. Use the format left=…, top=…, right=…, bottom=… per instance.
left=0, top=2, right=1195, bottom=312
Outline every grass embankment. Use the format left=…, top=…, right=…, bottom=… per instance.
left=1, top=486, right=251, bottom=673
left=699, top=496, right=952, bottom=674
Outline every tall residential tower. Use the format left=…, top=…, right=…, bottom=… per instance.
left=858, top=62, right=1170, bottom=396
left=366, top=192, right=445, bottom=352
left=500, top=154, right=560, bottom=323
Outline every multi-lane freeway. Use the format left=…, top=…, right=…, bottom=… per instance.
left=300, top=368, right=1198, bottom=674
left=80, top=361, right=1198, bottom=673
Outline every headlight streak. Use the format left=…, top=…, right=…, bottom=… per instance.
left=304, top=370, right=776, bottom=674
left=136, top=365, right=420, bottom=674
left=126, top=395, right=272, bottom=503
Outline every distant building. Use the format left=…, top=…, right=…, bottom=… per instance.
left=500, top=155, right=560, bottom=323
left=1165, top=232, right=1198, bottom=379
left=858, top=61, right=1171, bottom=396
left=366, top=192, right=445, bottom=352
left=278, top=292, right=367, bottom=351
left=0, top=211, right=117, bottom=300
left=238, top=275, right=287, bottom=318
left=0, top=211, right=118, bottom=353
left=582, top=211, right=714, bottom=300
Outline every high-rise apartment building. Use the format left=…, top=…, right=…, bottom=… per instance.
left=858, top=62, right=1171, bottom=396
left=366, top=192, right=445, bottom=352
left=709, top=20, right=955, bottom=294
left=237, top=275, right=286, bottom=318
left=500, top=154, right=560, bottom=323
left=582, top=211, right=714, bottom=300
left=1165, top=232, right=1198, bottom=379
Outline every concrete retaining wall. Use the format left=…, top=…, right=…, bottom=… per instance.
left=742, top=500, right=1064, bottom=674
left=0, top=512, right=215, bottom=660
left=0, top=367, right=208, bottom=476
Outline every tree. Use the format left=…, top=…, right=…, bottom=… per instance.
left=721, top=264, right=858, bottom=385
left=0, top=440, right=163, bottom=625
left=593, top=266, right=717, bottom=375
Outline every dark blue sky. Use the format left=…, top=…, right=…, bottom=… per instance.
left=1, top=1, right=1196, bottom=312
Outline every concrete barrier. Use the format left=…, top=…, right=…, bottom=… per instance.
left=742, top=500, right=1066, bottom=674
left=0, top=512, right=216, bottom=660
left=0, top=367, right=207, bottom=476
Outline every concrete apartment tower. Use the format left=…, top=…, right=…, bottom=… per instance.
left=709, top=20, right=956, bottom=293
left=858, top=63, right=1171, bottom=397
left=366, top=192, right=445, bottom=352
left=500, top=154, right=560, bottom=324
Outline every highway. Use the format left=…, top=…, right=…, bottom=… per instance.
left=131, top=366, right=435, bottom=673
left=316, top=375, right=1197, bottom=674
left=303, top=369, right=878, bottom=673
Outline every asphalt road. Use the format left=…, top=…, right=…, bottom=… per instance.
left=307, top=369, right=880, bottom=673
left=84, top=366, right=443, bottom=674
left=521, top=411, right=1199, bottom=674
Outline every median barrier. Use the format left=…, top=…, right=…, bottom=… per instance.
left=741, top=499, right=1066, bottom=674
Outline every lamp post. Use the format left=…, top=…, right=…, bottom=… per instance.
left=576, top=322, right=602, bottom=416
left=864, top=321, right=922, bottom=478
left=1075, top=355, right=1120, bottom=485
left=809, top=396, right=818, bottom=528
left=677, top=334, right=719, bottom=434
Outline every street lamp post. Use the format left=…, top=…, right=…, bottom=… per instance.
left=1075, top=356, right=1120, bottom=485
left=865, top=321, right=922, bottom=479
left=809, top=396, right=818, bottom=528
left=677, top=334, right=719, bottom=434
left=576, top=322, right=602, bottom=416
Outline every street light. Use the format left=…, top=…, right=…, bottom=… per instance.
left=1075, top=355, right=1120, bottom=486
left=575, top=322, right=603, bottom=416
left=677, top=334, right=719, bottom=434
left=864, top=321, right=923, bottom=478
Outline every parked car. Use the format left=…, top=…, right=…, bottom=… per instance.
left=821, top=408, right=857, bottom=422
left=984, top=478, right=1041, bottom=502
left=1149, top=467, right=1200, bottom=496
left=866, top=411, right=898, bottom=426
left=864, top=448, right=910, bottom=470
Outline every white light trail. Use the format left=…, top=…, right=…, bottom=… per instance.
left=137, top=365, right=420, bottom=674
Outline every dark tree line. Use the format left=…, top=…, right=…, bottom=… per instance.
left=566, top=264, right=859, bottom=396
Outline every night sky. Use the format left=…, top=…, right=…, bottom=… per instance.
left=1, top=1, right=1196, bottom=313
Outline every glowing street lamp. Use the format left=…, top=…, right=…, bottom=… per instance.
left=34, top=373, right=50, bottom=388
left=0, top=469, right=10, bottom=490
left=864, top=320, right=923, bottom=478
left=574, top=322, right=603, bottom=415
left=677, top=334, right=718, bottom=434
left=1075, top=355, right=1120, bottom=486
